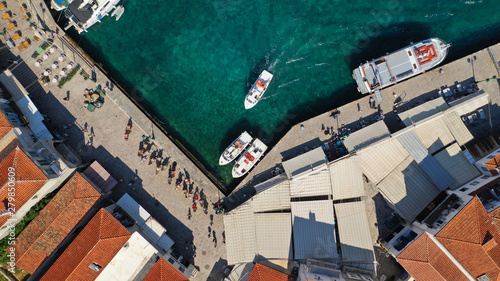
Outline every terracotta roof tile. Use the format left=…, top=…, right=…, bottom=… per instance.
left=15, top=172, right=102, bottom=274
left=247, top=263, right=290, bottom=281
left=397, top=233, right=469, bottom=281
left=436, top=197, right=500, bottom=280
left=142, top=257, right=188, bottom=281
left=40, top=208, right=131, bottom=281
left=0, top=110, right=13, bottom=140
left=490, top=207, right=500, bottom=231
left=0, top=147, right=47, bottom=226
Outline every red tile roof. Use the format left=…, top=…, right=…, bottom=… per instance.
left=397, top=232, right=470, bottom=281
left=490, top=207, right=500, bottom=231
left=0, top=147, right=47, bottom=226
left=247, top=263, right=290, bottom=281
left=436, top=197, right=500, bottom=281
left=0, top=110, right=13, bottom=141
left=40, top=208, right=131, bottom=281
left=485, top=155, right=500, bottom=175
left=15, top=172, right=103, bottom=274
left=142, top=257, right=188, bottom=281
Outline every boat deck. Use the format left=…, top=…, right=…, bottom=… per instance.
left=67, top=0, right=92, bottom=24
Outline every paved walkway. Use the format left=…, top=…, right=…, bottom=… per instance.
left=0, top=0, right=227, bottom=279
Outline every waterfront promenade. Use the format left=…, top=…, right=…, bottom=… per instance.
left=232, top=40, right=500, bottom=197
left=0, top=0, right=227, bottom=279
left=228, top=40, right=500, bottom=277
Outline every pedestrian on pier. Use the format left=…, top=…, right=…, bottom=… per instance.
left=128, top=176, right=138, bottom=186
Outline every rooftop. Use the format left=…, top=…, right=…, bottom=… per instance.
left=142, top=257, right=189, bottom=281
left=16, top=172, right=103, bottom=274
left=397, top=232, right=470, bottom=281
left=247, top=263, right=289, bottom=281
left=83, top=161, right=117, bottom=194
left=0, top=108, right=13, bottom=140
left=40, top=208, right=131, bottom=281
left=435, top=197, right=500, bottom=281
left=334, top=201, right=376, bottom=271
left=0, top=147, right=48, bottom=226
left=398, top=197, right=500, bottom=281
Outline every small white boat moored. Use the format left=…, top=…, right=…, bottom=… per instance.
left=232, top=138, right=268, bottom=178
left=244, top=70, right=273, bottom=109
left=219, top=131, right=253, bottom=165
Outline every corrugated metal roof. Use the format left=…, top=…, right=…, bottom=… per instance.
left=252, top=180, right=291, bottom=212
left=396, top=131, right=455, bottom=190
left=343, top=121, right=391, bottom=152
left=291, top=200, right=338, bottom=260
left=377, top=156, right=441, bottom=221
left=359, top=138, right=409, bottom=184
left=254, top=173, right=288, bottom=194
left=224, top=202, right=257, bottom=265
left=413, top=116, right=455, bottom=154
left=433, top=143, right=481, bottom=190
left=396, top=131, right=429, bottom=162
left=442, top=111, right=473, bottom=146
left=399, top=97, right=449, bottom=126
left=290, top=167, right=332, bottom=198
left=254, top=213, right=293, bottom=260
left=334, top=201, right=375, bottom=271
left=329, top=156, right=365, bottom=200
left=116, top=193, right=151, bottom=227
left=282, top=147, right=327, bottom=179
left=448, top=90, right=489, bottom=116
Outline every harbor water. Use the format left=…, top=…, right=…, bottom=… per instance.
left=66, top=0, right=500, bottom=191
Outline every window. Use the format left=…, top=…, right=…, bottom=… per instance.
left=27, top=151, right=39, bottom=158
left=35, top=159, right=52, bottom=166
left=477, top=274, right=491, bottom=281
left=470, top=181, right=480, bottom=186
left=460, top=187, right=468, bottom=192
left=482, top=167, right=489, bottom=172
left=88, top=262, right=102, bottom=272
left=43, top=168, right=56, bottom=176
left=487, top=155, right=496, bottom=159
left=482, top=175, right=490, bottom=179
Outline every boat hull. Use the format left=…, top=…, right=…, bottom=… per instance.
left=244, top=70, right=273, bottom=109
left=219, top=131, right=253, bottom=165
left=232, top=138, right=268, bottom=178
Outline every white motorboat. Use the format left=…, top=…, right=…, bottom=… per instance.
left=64, top=0, right=122, bottom=33
left=219, top=131, right=253, bottom=166
left=232, top=138, right=267, bottom=178
left=244, top=70, right=273, bottom=109
left=352, top=38, right=450, bottom=94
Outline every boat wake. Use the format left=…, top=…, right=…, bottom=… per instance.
left=286, top=57, right=305, bottom=64
left=307, top=62, right=329, bottom=69
left=278, top=78, right=299, bottom=88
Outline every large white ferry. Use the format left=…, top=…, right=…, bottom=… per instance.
left=352, top=38, right=450, bottom=94
left=64, top=0, right=124, bottom=33
left=244, top=70, right=273, bottom=109
left=232, top=138, right=267, bottom=178
left=219, top=131, right=253, bottom=166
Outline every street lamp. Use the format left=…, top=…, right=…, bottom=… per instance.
left=475, top=75, right=497, bottom=84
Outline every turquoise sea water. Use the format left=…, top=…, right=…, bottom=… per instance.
left=63, top=0, right=500, bottom=192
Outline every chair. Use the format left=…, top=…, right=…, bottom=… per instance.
left=2, top=11, right=10, bottom=20
left=0, top=2, right=6, bottom=11
left=12, top=31, right=20, bottom=40
left=17, top=40, right=30, bottom=51
left=7, top=22, right=16, bottom=30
